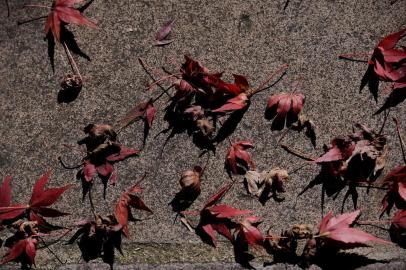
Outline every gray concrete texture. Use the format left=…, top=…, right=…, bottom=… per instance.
left=1, top=0, right=406, bottom=269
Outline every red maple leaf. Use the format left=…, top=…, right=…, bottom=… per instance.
left=381, top=165, right=406, bottom=215
left=392, top=210, right=406, bottom=229
left=360, top=28, right=406, bottom=101
left=315, top=124, right=386, bottom=182
left=115, top=184, right=152, bottom=237
left=80, top=145, right=139, bottom=185
left=185, top=182, right=254, bottom=247
left=0, top=175, right=12, bottom=207
left=212, top=93, right=249, bottom=113
left=318, top=210, right=388, bottom=247
left=211, top=74, right=250, bottom=96
left=235, top=216, right=264, bottom=247
left=0, top=171, right=70, bottom=227
left=266, top=93, right=305, bottom=130
left=1, top=237, right=38, bottom=266
left=225, top=141, right=255, bottom=175
left=119, top=99, right=157, bottom=130
left=44, top=0, right=96, bottom=41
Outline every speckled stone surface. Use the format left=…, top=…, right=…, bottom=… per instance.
left=0, top=0, right=406, bottom=269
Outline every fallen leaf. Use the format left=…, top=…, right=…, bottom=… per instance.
left=318, top=210, right=388, bottom=247
left=226, top=141, right=255, bottom=175
left=266, top=93, right=305, bottom=130
left=45, top=0, right=96, bottom=41
left=155, top=19, right=175, bottom=44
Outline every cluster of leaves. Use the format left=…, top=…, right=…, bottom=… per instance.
left=71, top=124, right=139, bottom=198
left=295, top=123, right=387, bottom=211
left=183, top=183, right=264, bottom=250
left=20, top=0, right=97, bottom=102
left=266, top=210, right=388, bottom=267
left=120, top=56, right=289, bottom=151
left=68, top=183, right=152, bottom=268
left=181, top=183, right=388, bottom=268
left=0, top=172, right=70, bottom=268
left=346, top=28, right=406, bottom=113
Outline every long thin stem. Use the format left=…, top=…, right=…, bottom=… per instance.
left=63, top=42, right=82, bottom=80
left=38, top=237, right=66, bottom=264
left=354, top=184, right=388, bottom=191
left=88, top=187, right=97, bottom=219
left=17, top=15, right=48, bottom=25
left=138, top=58, right=172, bottom=98
left=280, top=144, right=316, bottom=161
left=356, top=219, right=390, bottom=225
left=288, top=162, right=311, bottom=175
left=146, top=74, right=180, bottom=90
left=338, top=52, right=372, bottom=59
left=38, top=228, right=72, bottom=250
left=378, top=108, right=390, bottom=135
left=58, top=157, right=83, bottom=169
left=24, top=4, right=50, bottom=9
left=152, top=84, right=174, bottom=103
left=200, top=151, right=211, bottom=176
left=248, top=63, right=288, bottom=96
left=394, top=117, right=406, bottom=164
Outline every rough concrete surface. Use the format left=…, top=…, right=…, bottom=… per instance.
left=1, top=0, right=406, bottom=269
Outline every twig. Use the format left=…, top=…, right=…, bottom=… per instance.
left=146, top=74, right=179, bottom=90
left=356, top=219, right=390, bottom=225
left=88, top=187, right=97, bottom=219
left=38, top=236, right=66, bottom=264
left=280, top=144, right=316, bottom=161
left=58, top=157, right=83, bottom=169
left=63, top=42, right=82, bottom=80
left=288, top=162, right=311, bottom=175
left=200, top=151, right=211, bottom=175
left=247, top=63, right=288, bottom=96
left=338, top=52, right=372, bottom=60
left=276, top=128, right=290, bottom=144
left=152, top=84, right=174, bottom=103
left=394, top=117, right=406, bottom=164
left=378, top=108, right=390, bottom=135
left=354, top=184, right=388, bottom=191
left=38, top=229, right=73, bottom=250
left=138, top=58, right=172, bottom=98
left=24, top=4, right=49, bottom=9
left=17, top=15, right=47, bottom=25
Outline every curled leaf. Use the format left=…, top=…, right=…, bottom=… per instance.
left=226, top=141, right=255, bottom=175
left=266, top=93, right=305, bottom=130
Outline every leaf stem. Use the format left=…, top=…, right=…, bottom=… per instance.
left=58, top=157, right=83, bottom=169
left=378, top=108, right=390, bottom=135
left=38, top=236, right=66, bottom=264
left=356, top=219, right=390, bottom=225
left=138, top=58, right=172, bottom=98
left=88, top=187, right=97, bottom=219
left=354, top=184, right=388, bottom=191
left=279, top=144, right=316, bottom=161
left=338, top=52, right=372, bottom=59
left=63, top=42, right=82, bottom=80
left=24, top=4, right=50, bottom=9
left=248, top=63, right=288, bottom=97
left=17, top=15, right=48, bottom=25
left=394, top=117, right=406, bottom=164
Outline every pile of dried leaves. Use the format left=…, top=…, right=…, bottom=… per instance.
left=1, top=2, right=406, bottom=269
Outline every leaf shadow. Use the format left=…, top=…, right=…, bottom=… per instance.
left=214, top=107, right=248, bottom=144
left=45, top=24, right=91, bottom=72
left=169, top=189, right=200, bottom=213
